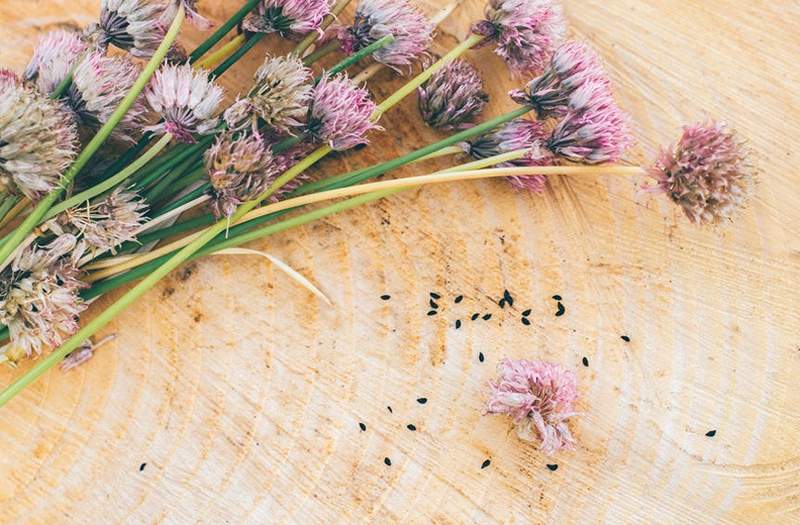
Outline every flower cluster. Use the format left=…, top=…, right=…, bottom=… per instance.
left=92, top=0, right=168, bottom=58
left=243, top=0, right=332, bottom=36
left=418, top=60, right=489, bottom=130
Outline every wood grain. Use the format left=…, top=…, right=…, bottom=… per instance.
left=1, top=0, right=799, bottom=523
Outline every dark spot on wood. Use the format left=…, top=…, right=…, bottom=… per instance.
left=427, top=310, right=437, bottom=316
left=481, top=459, right=491, bottom=469
left=380, top=294, right=391, bottom=300
left=455, top=320, right=462, bottom=329
left=552, top=295, right=562, bottom=301
left=479, top=352, right=485, bottom=362
left=522, top=309, right=531, bottom=317
left=178, top=263, right=197, bottom=282
left=430, top=292, right=441, bottom=300
left=387, top=406, right=393, bottom=413
left=471, top=313, right=480, bottom=321
left=555, top=302, right=565, bottom=317
left=139, top=463, right=147, bottom=472
left=582, top=357, right=589, bottom=367
left=521, top=317, right=531, bottom=325
left=454, top=295, right=463, bottom=303
left=162, top=287, right=175, bottom=298
left=406, top=424, right=416, bottom=431
left=546, top=464, right=558, bottom=471
left=359, top=422, right=366, bottom=431
left=429, top=299, right=439, bottom=309
left=417, top=397, right=427, bottom=405
left=384, top=457, right=392, bottom=466
left=705, top=430, right=717, bottom=437
left=621, top=335, right=631, bottom=342
left=482, top=313, right=492, bottom=321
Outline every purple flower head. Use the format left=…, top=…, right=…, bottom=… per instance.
left=93, top=0, right=168, bottom=58
left=0, top=82, right=79, bottom=200
left=144, top=64, right=224, bottom=143
left=162, top=0, right=213, bottom=30
left=472, top=0, right=566, bottom=76
left=0, top=235, right=88, bottom=359
left=546, top=96, right=632, bottom=164
left=648, top=121, right=753, bottom=224
left=267, top=140, right=318, bottom=200
left=485, top=358, right=578, bottom=454
left=418, top=59, right=489, bottom=130
left=24, top=29, right=88, bottom=96
left=243, top=0, right=332, bottom=36
left=205, top=131, right=278, bottom=217
left=510, top=41, right=609, bottom=118
left=338, top=0, right=434, bottom=70
left=305, top=73, right=381, bottom=151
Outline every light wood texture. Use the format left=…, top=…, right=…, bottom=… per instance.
left=1, top=1, right=799, bottom=523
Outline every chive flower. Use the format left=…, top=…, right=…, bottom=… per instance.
left=417, top=59, right=489, bottom=130
left=24, top=29, right=88, bottom=96
left=93, top=0, right=168, bottom=58
left=162, top=0, right=213, bottom=30
left=243, top=0, right=332, bottom=36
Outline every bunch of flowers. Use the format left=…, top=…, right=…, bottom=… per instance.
left=0, top=0, right=754, bottom=458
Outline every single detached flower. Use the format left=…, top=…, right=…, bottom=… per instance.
left=144, top=64, right=224, bottom=143
left=243, top=0, right=332, bottom=36
left=305, top=73, right=381, bottom=151
left=472, top=0, right=566, bottom=76
left=162, top=0, right=213, bottom=30
left=338, top=0, right=434, bottom=70
left=92, top=0, right=167, bottom=58
left=0, top=82, right=78, bottom=200
left=65, top=52, right=147, bottom=143
left=24, top=29, right=88, bottom=96
left=547, top=97, right=632, bottom=164
left=418, top=59, right=489, bottom=130
left=485, top=358, right=578, bottom=454
left=648, top=121, right=753, bottom=224
left=510, top=41, right=609, bottom=118
left=60, top=334, right=116, bottom=372
left=0, top=235, right=87, bottom=359
left=205, top=131, right=278, bottom=217
left=225, top=55, right=313, bottom=134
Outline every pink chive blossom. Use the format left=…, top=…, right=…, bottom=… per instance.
left=267, top=140, right=318, bottom=200
left=648, top=121, right=753, bottom=224
left=93, top=0, right=168, bottom=58
left=243, top=0, right=332, bottom=36
left=338, top=0, right=434, bottom=70
left=418, top=59, right=489, bottom=130
left=305, top=74, right=381, bottom=151
left=144, top=64, right=224, bottom=143
left=472, top=0, right=566, bottom=76
left=485, top=358, right=578, bottom=454
left=0, top=69, right=19, bottom=89
left=162, top=0, right=213, bottom=30
left=510, top=41, right=609, bottom=118
left=24, top=29, right=88, bottom=96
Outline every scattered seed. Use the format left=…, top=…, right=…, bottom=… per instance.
left=705, top=430, right=717, bottom=437
left=481, top=459, right=491, bottom=469
left=582, top=357, right=589, bottom=367
left=427, top=310, right=437, bottom=316
left=387, top=406, right=393, bottom=413
left=455, top=319, right=462, bottom=329
left=552, top=295, right=562, bottom=301
left=430, top=292, right=441, bottom=300
left=546, top=464, right=558, bottom=471
left=417, top=397, right=428, bottom=405
left=139, top=463, right=147, bottom=472
left=522, top=309, right=532, bottom=317
left=380, top=294, right=391, bottom=301
left=621, top=335, right=631, bottom=342
left=471, top=313, right=480, bottom=321
left=498, top=298, right=506, bottom=308
left=482, top=313, right=492, bottom=321
left=407, top=424, right=416, bottom=431
left=555, top=302, right=565, bottom=317
left=503, top=290, right=513, bottom=306
left=454, top=295, right=463, bottom=303
left=384, top=457, right=392, bottom=466
left=478, top=352, right=485, bottom=363
left=359, top=422, right=367, bottom=432
left=521, top=317, right=531, bottom=326
left=429, top=299, right=439, bottom=309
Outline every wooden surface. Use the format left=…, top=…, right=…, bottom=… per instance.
left=2, top=1, right=800, bottom=523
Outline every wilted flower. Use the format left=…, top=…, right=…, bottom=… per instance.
left=418, top=59, right=489, bottom=130
left=485, top=358, right=578, bottom=454
left=24, top=29, right=88, bottom=95
left=0, top=82, right=78, bottom=200
left=93, top=0, right=167, bottom=58
left=205, top=131, right=277, bottom=217
left=472, top=0, right=565, bottom=75
left=48, top=188, right=148, bottom=255
left=547, top=98, right=632, bottom=164
left=0, top=235, right=87, bottom=359
left=338, top=0, right=434, bottom=69
left=510, top=41, right=609, bottom=118
left=144, top=64, right=224, bottom=143
left=162, top=0, right=213, bottom=30
left=61, top=334, right=116, bottom=371
left=225, top=55, right=313, bottom=134
left=65, top=53, right=147, bottom=143
left=243, top=0, right=332, bottom=36
left=305, top=73, right=381, bottom=151
left=648, top=121, right=753, bottom=224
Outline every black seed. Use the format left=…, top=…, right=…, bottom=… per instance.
left=359, top=422, right=366, bottom=431
left=621, top=335, right=631, bottom=342
left=522, top=309, right=532, bottom=317
left=139, top=463, right=147, bottom=472
left=582, top=357, right=589, bottom=367
left=427, top=310, right=437, bottom=316
left=429, top=299, right=439, bottom=309
left=417, top=397, right=428, bottom=404
left=498, top=298, right=506, bottom=308
left=481, top=459, right=491, bottom=469
left=455, top=320, right=462, bottom=329
left=430, top=292, right=441, bottom=300
left=387, top=406, right=393, bottom=413
left=384, top=457, right=392, bottom=466
left=482, top=313, right=492, bottom=321
left=521, top=317, right=531, bottom=326
left=454, top=295, right=464, bottom=303
left=546, top=464, right=558, bottom=471
left=705, top=430, right=717, bottom=437
left=552, top=295, right=562, bottom=301
left=407, top=424, right=416, bottom=431
left=471, top=313, right=480, bottom=321
left=380, top=294, right=391, bottom=300
left=555, top=302, right=565, bottom=317
left=503, top=290, right=513, bottom=306
left=479, top=352, right=485, bottom=362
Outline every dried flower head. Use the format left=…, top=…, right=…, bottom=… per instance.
left=93, top=0, right=167, bottom=58
left=60, top=334, right=116, bottom=372
left=162, top=0, right=213, bottom=30
left=49, top=188, right=148, bottom=255
left=225, top=55, right=312, bottom=134
left=418, top=59, right=489, bottom=130
left=339, top=0, right=434, bottom=69
left=648, top=121, right=753, bottom=224
left=305, top=74, right=381, bottom=151
left=205, top=131, right=277, bottom=217
left=24, top=29, right=88, bottom=96
left=0, top=82, right=78, bottom=200
left=485, top=358, right=578, bottom=454
left=510, top=41, right=609, bottom=118
left=267, top=140, right=318, bottom=200
left=0, top=235, right=87, bottom=358
left=472, top=0, right=566, bottom=75
left=144, top=64, right=224, bottom=143
left=243, top=0, right=332, bottom=36
left=547, top=97, right=632, bottom=164
left=65, top=52, right=147, bottom=143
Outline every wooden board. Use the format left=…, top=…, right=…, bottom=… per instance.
left=1, top=0, right=799, bottom=522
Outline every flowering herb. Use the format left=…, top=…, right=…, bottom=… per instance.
left=243, top=0, right=332, bottom=36
left=546, top=97, right=632, bottom=164
left=162, top=0, right=213, bottom=30
left=486, top=358, right=578, bottom=454
left=24, top=29, right=88, bottom=96
left=93, top=0, right=168, bottom=58
left=418, top=60, right=489, bottom=130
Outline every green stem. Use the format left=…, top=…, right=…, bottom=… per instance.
left=0, top=7, right=185, bottom=271
left=303, top=40, right=340, bottom=66
left=211, top=32, right=266, bottom=78
left=293, top=0, right=352, bottom=57
left=144, top=149, right=198, bottom=202
left=315, top=35, right=395, bottom=82
left=189, top=0, right=262, bottom=63
left=0, top=196, right=16, bottom=223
